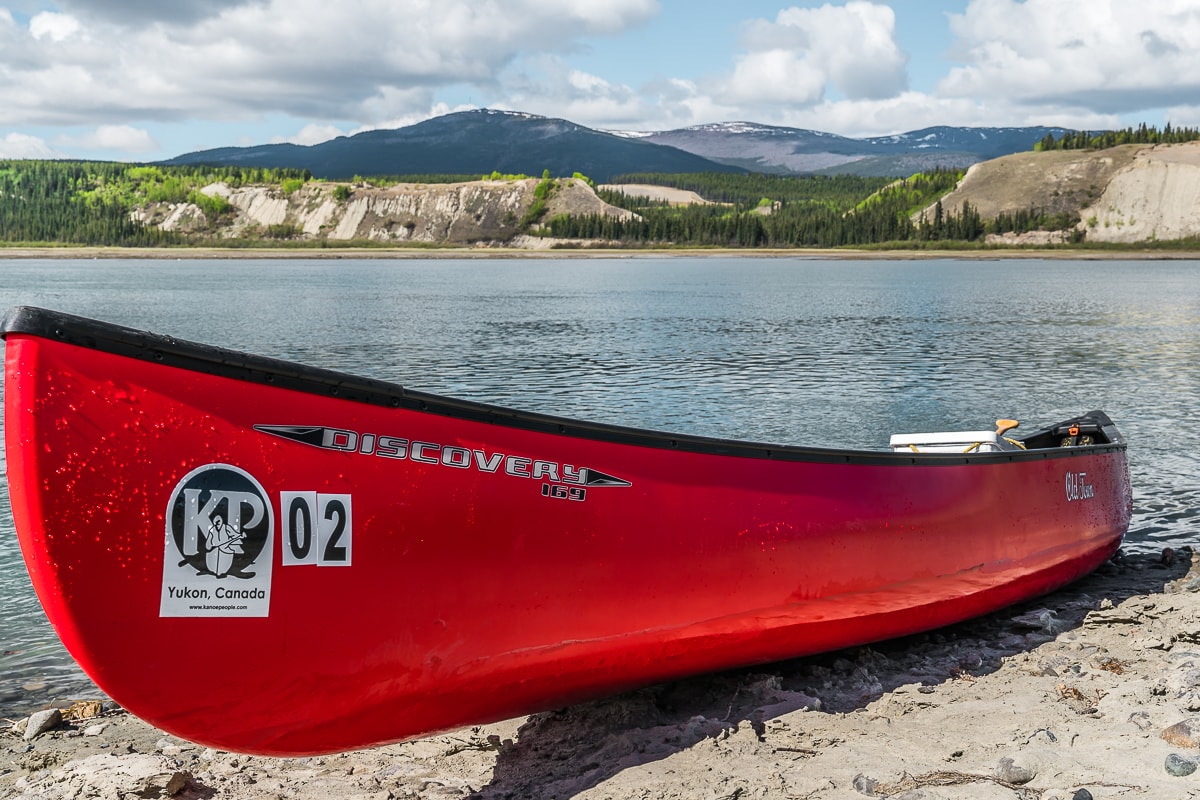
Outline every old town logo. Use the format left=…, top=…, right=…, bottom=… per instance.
left=161, top=464, right=275, bottom=618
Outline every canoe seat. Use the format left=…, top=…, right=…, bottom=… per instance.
left=889, top=430, right=1021, bottom=454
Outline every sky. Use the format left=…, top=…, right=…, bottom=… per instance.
left=2, top=0, right=1200, bottom=162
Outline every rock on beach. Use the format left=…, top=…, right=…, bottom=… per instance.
left=1164, top=752, right=1197, bottom=777
left=4, top=547, right=1200, bottom=799
left=21, top=709, right=61, bottom=742
left=1161, top=717, right=1200, bottom=748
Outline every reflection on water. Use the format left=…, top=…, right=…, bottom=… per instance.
left=1, top=256, right=1197, bottom=712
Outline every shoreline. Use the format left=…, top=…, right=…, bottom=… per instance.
left=6, top=547, right=1200, bottom=798
left=2, top=244, right=1200, bottom=260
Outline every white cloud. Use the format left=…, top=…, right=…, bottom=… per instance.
left=597, top=77, right=738, bottom=132
left=6, top=0, right=1199, bottom=156
left=723, top=49, right=827, bottom=106
left=631, top=0, right=1187, bottom=136
left=1166, top=104, right=1200, bottom=128
left=354, top=102, right=477, bottom=137
left=490, top=56, right=651, bottom=128
left=0, top=131, right=61, bottom=158
left=499, top=1, right=914, bottom=133
left=942, top=0, right=1200, bottom=113
left=554, top=71, right=649, bottom=125
left=55, top=124, right=159, bottom=152
left=51, top=0, right=253, bottom=26
left=0, top=0, right=660, bottom=128
left=716, top=2, right=908, bottom=110
left=775, top=2, right=907, bottom=100
left=550, top=0, right=659, bottom=34
left=272, top=123, right=345, bottom=146
left=356, top=87, right=439, bottom=126
left=28, top=11, right=81, bottom=42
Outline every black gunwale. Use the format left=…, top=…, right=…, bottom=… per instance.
left=2, top=306, right=1126, bottom=467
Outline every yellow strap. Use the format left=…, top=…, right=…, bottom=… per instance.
left=1004, top=437, right=1027, bottom=450
left=908, top=444, right=920, bottom=452
left=963, top=442, right=982, bottom=453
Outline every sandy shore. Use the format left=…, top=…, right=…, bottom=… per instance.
left=4, top=546, right=1200, bottom=799
left=3, top=244, right=1200, bottom=260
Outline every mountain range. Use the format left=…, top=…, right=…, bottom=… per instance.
left=622, top=122, right=1073, bottom=176
left=162, top=109, right=1073, bottom=182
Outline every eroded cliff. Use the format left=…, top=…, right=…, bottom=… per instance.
left=919, top=141, right=1200, bottom=243
left=135, top=177, right=632, bottom=245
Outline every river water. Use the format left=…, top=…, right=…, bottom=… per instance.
left=1, top=256, right=1197, bottom=714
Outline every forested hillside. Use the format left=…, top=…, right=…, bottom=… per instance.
left=1035, top=124, right=1200, bottom=151
left=0, top=161, right=311, bottom=245
left=0, top=160, right=1089, bottom=249
left=554, top=170, right=988, bottom=247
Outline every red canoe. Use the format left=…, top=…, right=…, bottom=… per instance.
left=2, top=306, right=1131, bottom=756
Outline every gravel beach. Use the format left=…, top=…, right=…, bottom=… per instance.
left=4, top=546, right=1200, bottom=799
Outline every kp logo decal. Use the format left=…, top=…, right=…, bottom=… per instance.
left=160, top=464, right=275, bottom=618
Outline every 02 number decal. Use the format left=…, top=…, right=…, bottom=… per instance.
left=280, top=492, right=353, bottom=566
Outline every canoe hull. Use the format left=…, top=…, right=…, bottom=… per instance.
left=3, top=308, right=1131, bottom=755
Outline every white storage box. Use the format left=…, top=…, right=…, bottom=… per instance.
left=889, top=431, right=1006, bottom=453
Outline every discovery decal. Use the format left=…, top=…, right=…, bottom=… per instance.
left=253, top=424, right=633, bottom=496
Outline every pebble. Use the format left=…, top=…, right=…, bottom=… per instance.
left=1011, top=609, right=1064, bottom=634
left=1161, top=717, right=1200, bottom=748
left=1041, top=791, right=1093, bottom=800
left=994, top=755, right=1037, bottom=785
left=852, top=773, right=881, bottom=797
left=1127, top=711, right=1153, bottom=731
left=23, top=709, right=62, bottom=742
left=1165, top=753, right=1198, bottom=777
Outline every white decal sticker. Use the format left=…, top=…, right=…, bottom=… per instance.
left=160, top=464, right=275, bottom=617
left=318, top=494, right=353, bottom=566
left=281, top=491, right=319, bottom=565
left=282, top=492, right=353, bottom=566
